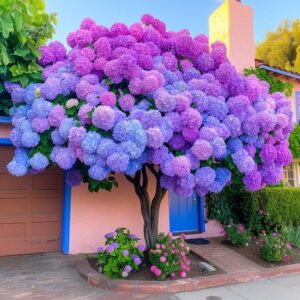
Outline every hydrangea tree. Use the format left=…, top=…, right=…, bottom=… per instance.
left=6, top=15, right=293, bottom=249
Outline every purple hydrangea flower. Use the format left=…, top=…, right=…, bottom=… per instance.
left=172, top=156, right=191, bottom=177
left=195, top=167, right=216, bottom=188
left=92, top=106, right=115, bottom=130
left=191, top=139, right=213, bottom=160
left=52, top=147, right=76, bottom=170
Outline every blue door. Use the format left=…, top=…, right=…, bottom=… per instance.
left=169, top=190, right=205, bottom=233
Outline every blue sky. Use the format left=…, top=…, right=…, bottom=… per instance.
left=46, top=0, right=300, bottom=44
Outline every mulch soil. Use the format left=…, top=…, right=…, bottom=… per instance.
left=87, top=250, right=224, bottom=281
left=223, top=239, right=300, bottom=268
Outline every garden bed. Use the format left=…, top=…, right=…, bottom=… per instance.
left=87, top=250, right=224, bottom=281
left=223, top=239, right=300, bottom=268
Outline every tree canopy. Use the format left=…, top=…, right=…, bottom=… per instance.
left=256, top=19, right=300, bottom=73
left=5, top=15, right=294, bottom=248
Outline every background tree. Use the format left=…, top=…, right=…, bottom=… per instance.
left=256, top=19, right=300, bottom=73
left=6, top=15, right=293, bottom=250
left=289, top=124, right=300, bottom=158
left=0, top=0, right=56, bottom=116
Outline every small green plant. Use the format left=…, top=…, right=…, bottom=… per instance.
left=259, top=232, right=292, bottom=262
left=223, top=224, right=250, bottom=247
left=281, top=225, right=300, bottom=248
left=149, top=233, right=190, bottom=280
left=96, top=228, right=145, bottom=279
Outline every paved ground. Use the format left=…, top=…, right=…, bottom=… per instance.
left=176, top=275, right=300, bottom=300
left=0, top=252, right=300, bottom=300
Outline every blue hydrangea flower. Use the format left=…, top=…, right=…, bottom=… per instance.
left=81, top=131, right=101, bottom=154
left=29, top=153, right=49, bottom=170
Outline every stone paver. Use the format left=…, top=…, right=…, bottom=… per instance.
left=176, top=275, right=300, bottom=300
left=0, top=252, right=177, bottom=300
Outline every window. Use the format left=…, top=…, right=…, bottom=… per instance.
left=283, top=164, right=295, bottom=187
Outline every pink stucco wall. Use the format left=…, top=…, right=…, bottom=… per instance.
left=0, top=123, right=12, bottom=138
left=209, top=0, right=255, bottom=72
left=287, top=80, right=300, bottom=123
left=228, top=0, right=255, bottom=72
left=69, top=173, right=170, bottom=254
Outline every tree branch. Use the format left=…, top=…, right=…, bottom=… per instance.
left=147, top=164, right=159, bottom=178
left=142, top=165, right=148, bottom=190
left=125, top=175, right=135, bottom=184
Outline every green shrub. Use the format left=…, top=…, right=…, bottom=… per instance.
left=207, top=186, right=241, bottom=225
left=281, top=225, right=300, bottom=248
left=0, top=0, right=56, bottom=115
left=289, top=124, right=300, bottom=158
left=259, top=232, right=291, bottom=262
left=240, top=188, right=300, bottom=233
left=96, top=228, right=145, bottom=279
left=223, top=224, right=250, bottom=247
left=149, top=233, right=190, bottom=280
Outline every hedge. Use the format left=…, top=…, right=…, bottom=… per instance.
left=208, top=187, right=300, bottom=234
left=240, top=188, right=300, bottom=233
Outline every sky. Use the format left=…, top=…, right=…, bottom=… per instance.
left=46, top=0, right=300, bottom=44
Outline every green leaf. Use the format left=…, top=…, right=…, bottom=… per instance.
left=29, top=72, right=42, bottom=82
left=1, top=14, right=14, bottom=38
left=0, top=82, right=4, bottom=93
left=11, top=74, right=29, bottom=86
left=12, top=10, right=23, bottom=32
left=0, top=44, right=10, bottom=65
left=13, top=47, right=30, bottom=58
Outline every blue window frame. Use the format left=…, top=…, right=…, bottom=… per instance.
left=0, top=116, right=12, bottom=124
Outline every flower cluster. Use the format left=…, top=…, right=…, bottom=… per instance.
left=259, top=231, right=292, bottom=262
left=223, top=224, right=250, bottom=247
left=97, top=227, right=145, bottom=279
left=6, top=14, right=293, bottom=196
left=149, top=233, right=190, bottom=280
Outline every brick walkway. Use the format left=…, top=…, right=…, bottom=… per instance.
left=191, top=238, right=261, bottom=274
left=191, top=238, right=300, bottom=284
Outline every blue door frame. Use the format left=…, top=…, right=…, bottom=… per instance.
left=169, top=190, right=205, bottom=234
left=0, top=123, right=71, bottom=254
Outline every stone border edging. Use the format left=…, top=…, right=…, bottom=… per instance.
left=77, top=257, right=300, bottom=294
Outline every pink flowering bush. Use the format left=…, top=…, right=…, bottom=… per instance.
left=259, top=231, right=292, bottom=262
left=149, top=233, right=190, bottom=280
left=223, top=224, right=250, bottom=247
left=5, top=14, right=294, bottom=250
left=97, top=227, right=145, bottom=279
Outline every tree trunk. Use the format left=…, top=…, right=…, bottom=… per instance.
left=125, top=164, right=167, bottom=250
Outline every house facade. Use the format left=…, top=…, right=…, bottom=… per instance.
left=1, top=0, right=289, bottom=256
